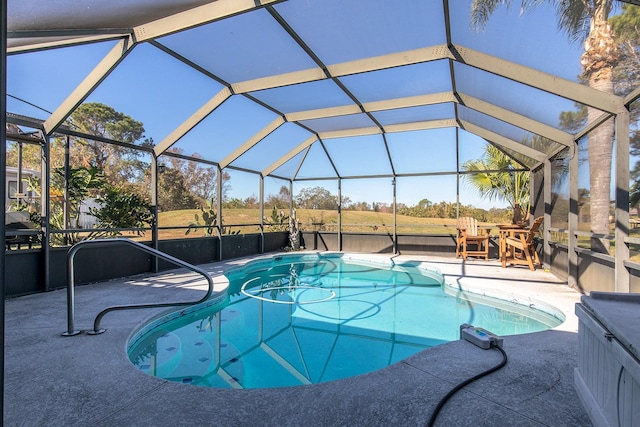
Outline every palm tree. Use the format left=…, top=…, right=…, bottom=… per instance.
left=471, top=0, right=619, bottom=253
left=462, top=143, right=530, bottom=221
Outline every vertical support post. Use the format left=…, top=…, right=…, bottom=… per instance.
left=392, top=177, right=397, bottom=254
left=338, top=179, right=342, bottom=251
left=615, top=107, right=630, bottom=293
left=217, top=165, right=223, bottom=260
left=41, top=134, right=51, bottom=292
left=288, top=179, right=294, bottom=249
left=529, top=168, right=535, bottom=220
left=63, top=136, right=70, bottom=246
left=289, top=179, right=296, bottom=249
left=16, top=141, right=22, bottom=207
left=1, top=2, right=7, bottom=416
left=569, top=145, right=579, bottom=289
left=567, top=143, right=579, bottom=289
left=455, top=127, right=460, bottom=220
left=150, top=154, right=160, bottom=272
left=289, top=180, right=293, bottom=215
left=543, top=159, right=552, bottom=270
left=259, top=174, right=264, bottom=254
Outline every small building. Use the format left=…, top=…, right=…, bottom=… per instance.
left=5, top=166, right=39, bottom=211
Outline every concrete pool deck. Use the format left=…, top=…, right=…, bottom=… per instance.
left=5, top=253, right=591, bottom=426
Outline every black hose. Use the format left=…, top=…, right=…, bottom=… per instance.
left=426, top=344, right=508, bottom=427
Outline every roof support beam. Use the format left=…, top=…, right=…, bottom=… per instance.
left=364, top=92, right=456, bottom=112
left=43, top=36, right=135, bottom=136
left=384, top=119, right=458, bottom=133
left=566, top=84, right=637, bottom=164
left=8, top=33, right=131, bottom=54
left=262, top=135, right=317, bottom=176
left=310, top=118, right=459, bottom=140
left=452, top=44, right=622, bottom=114
left=219, top=117, right=285, bottom=169
left=285, top=105, right=361, bottom=122
left=291, top=145, right=315, bottom=181
left=8, top=28, right=131, bottom=39
left=231, top=45, right=453, bottom=94
left=318, top=127, right=381, bottom=140
left=267, top=5, right=387, bottom=139
left=154, top=87, right=232, bottom=156
left=286, top=91, right=570, bottom=147
left=457, top=94, right=573, bottom=147
left=327, top=45, right=453, bottom=77
left=623, top=85, right=640, bottom=106
left=459, top=120, right=546, bottom=163
left=575, top=113, right=614, bottom=141
left=133, top=0, right=282, bottom=42
left=234, top=42, right=615, bottom=118
left=232, top=68, right=327, bottom=94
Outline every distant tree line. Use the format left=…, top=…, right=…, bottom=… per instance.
left=222, top=185, right=513, bottom=223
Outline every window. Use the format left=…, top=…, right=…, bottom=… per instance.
left=8, top=179, right=31, bottom=200
left=8, top=180, right=18, bottom=199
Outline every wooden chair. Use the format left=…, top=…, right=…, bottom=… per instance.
left=504, top=216, right=544, bottom=271
left=456, top=217, right=491, bottom=261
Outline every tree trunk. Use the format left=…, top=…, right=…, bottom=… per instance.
left=582, top=5, right=618, bottom=253
left=586, top=103, right=614, bottom=253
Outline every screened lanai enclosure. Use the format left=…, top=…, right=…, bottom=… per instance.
left=4, top=0, right=640, bottom=296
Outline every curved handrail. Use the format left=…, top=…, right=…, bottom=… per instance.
left=62, top=238, right=214, bottom=336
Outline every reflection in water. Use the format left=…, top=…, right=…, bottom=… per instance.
left=128, top=256, right=562, bottom=389
left=240, top=262, right=337, bottom=304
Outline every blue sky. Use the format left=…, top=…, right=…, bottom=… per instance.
left=7, top=0, right=620, bottom=211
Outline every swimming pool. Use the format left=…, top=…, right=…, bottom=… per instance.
left=128, top=253, right=564, bottom=389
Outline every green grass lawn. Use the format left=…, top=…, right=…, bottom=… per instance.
left=157, top=208, right=501, bottom=239
left=158, top=209, right=640, bottom=262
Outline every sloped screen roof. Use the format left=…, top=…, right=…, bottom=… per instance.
left=6, top=0, right=630, bottom=181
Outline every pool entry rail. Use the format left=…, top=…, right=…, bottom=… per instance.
left=62, top=238, right=214, bottom=336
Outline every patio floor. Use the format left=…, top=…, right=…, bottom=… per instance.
left=4, top=253, right=591, bottom=426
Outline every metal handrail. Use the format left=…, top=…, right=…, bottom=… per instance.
left=62, top=238, right=214, bottom=336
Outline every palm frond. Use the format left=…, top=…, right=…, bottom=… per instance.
left=462, top=143, right=530, bottom=210
left=554, top=0, right=590, bottom=44
left=471, top=0, right=510, bottom=30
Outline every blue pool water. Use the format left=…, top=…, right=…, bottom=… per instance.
left=128, top=253, right=564, bottom=389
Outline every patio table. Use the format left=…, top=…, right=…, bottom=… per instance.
left=497, top=224, right=526, bottom=268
